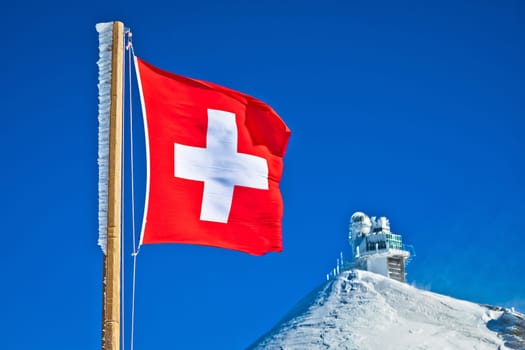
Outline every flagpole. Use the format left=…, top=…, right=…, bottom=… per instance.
left=102, top=20, right=124, bottom=350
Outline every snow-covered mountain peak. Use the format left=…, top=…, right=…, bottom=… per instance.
left=248, top=270, right=525, bottom=349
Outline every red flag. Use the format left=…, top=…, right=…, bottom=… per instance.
left=134, top=57, right=291, bottom=255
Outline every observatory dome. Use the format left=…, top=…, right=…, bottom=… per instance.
left=350, top=212, right=372, bottom=241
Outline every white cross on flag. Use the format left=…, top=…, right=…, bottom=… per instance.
left=135, top=57, right=291, bottom=255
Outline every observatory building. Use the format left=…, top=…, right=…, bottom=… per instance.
left=349, top=212, right=411, bottom=283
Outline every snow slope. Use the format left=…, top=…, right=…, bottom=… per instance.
left=248, top=270, right=525, bottom=350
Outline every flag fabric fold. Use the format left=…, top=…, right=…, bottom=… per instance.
left=134, top=57, right=291, bottom=256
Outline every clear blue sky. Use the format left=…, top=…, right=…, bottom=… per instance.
left=1, top=1, right=524, bottom=349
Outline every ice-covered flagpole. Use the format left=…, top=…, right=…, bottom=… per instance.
left=96, top=21, right=124, bottom=350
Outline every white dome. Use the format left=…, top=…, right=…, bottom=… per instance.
left=349, top=212, right=372, bottom=241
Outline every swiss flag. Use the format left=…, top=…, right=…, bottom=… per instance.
left=134, top=57, right=291, bottom=256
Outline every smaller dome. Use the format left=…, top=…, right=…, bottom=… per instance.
left=351, top=212, right=368, bottom=223
left=376, top=217, right=390, bottom=233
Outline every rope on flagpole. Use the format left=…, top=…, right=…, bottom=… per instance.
left=126, top=30, right=140, bottom=350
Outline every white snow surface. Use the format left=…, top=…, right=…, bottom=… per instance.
left=249, top=270, right=524, bottom=350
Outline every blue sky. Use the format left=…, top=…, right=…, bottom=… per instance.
left=1, top=1, right=524, bottom=349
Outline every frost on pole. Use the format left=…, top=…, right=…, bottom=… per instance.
left=348, top=211, right=413, bottom=283
left=96, top=22, right=114, bottom=255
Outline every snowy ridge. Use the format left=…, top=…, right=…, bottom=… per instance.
left=248, top=270, right=525, bottom=349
